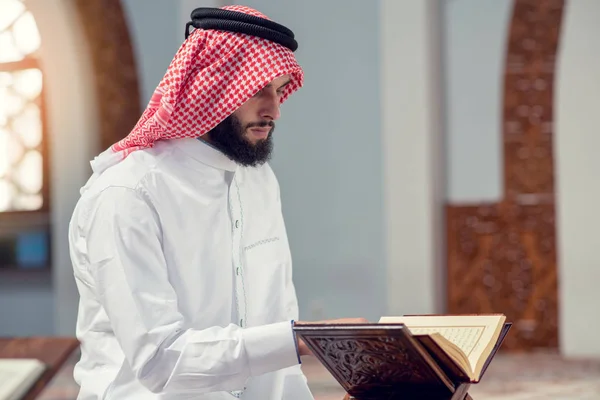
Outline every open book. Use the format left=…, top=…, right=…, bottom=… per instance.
left=294, top=314, right=511, bottom=399
left=378, top=314, right=507, bottom=382
left=0, top=359, right=46, bottom=400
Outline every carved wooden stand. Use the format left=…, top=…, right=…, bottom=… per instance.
left=293, top=323, right=511, bottom=400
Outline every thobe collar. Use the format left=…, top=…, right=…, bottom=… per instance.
left=171, top=137, right=238, bottom=172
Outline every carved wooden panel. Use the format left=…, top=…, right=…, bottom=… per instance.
left=314, top=337, right=433, bottom=386
left=446, top=0, right=565, bottom=351
left=73, top=0, right=141, bottom=150
left=446, top=203, right=558, bottom=350
left=503, top=0, right=564, bottom=198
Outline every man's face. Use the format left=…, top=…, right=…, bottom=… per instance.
left=205, top=75, right=291, bottom=167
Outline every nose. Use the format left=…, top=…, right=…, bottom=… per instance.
left=259, top=92, right=281, bottom=121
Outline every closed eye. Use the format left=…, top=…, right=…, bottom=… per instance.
left=253, top=79, right=291, bottom=98
left=277, top=80, right=292, bottom=92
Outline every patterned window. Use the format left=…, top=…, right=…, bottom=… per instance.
left=0, top=0, right=50, bottom=270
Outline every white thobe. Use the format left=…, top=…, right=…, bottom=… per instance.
left=68, top=138, right=314, bottom=400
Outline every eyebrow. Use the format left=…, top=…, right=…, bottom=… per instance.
left=278, top=79, right=292, bottom=90
left=266, top=79, right=292, bottom=91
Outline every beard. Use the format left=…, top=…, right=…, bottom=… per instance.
left=205, top=114, right=275, bottom=167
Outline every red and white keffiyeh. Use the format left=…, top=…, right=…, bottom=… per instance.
left=90, top=5, right=303, bottom=174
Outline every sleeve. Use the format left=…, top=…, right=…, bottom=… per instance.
left=84, top=186, right=300, bottom=395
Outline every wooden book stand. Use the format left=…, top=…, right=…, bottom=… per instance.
left=295, top=322, right=511, bottom=400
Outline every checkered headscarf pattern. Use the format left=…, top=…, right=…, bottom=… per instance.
left=89, top=5, right=303, bottom=174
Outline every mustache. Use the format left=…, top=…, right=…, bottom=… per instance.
left=246, top=120, right=275, bottom=129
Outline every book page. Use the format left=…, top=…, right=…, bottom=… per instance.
left=0, top=359, right=45, bottom=400
left=0, top=368, right=19, bottom=386
left=379, top=315, right=505, bottom=373
left=402, top=326, right=484, bottom=359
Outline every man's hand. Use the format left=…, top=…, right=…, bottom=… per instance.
left=294, top=318, right=369, bottom=357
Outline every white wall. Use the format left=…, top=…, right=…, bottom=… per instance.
left=0, top=274, right=54, bottom=336
left=121, top=0, right=181, bottom=105
left=443, top=0, right=512, bottom=203
left=34, top=0, right=102, bottom=336
left=382, top=0, right=444, bottom=316
left=555, top=0, right=600, bottom=357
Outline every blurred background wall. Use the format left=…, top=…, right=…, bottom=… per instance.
left=1, top=0, right=599, bottom=357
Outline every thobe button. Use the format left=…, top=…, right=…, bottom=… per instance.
left=235, top=220, right=239, bottom=228
left=236, top=267, right=240, bottom=275
left=240, top=318, right=243, bottom=326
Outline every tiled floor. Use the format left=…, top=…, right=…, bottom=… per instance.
left=38, top=350, right=600, bottom=399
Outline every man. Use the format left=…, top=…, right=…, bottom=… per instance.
left=68, top=5, right=365, bottom=400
